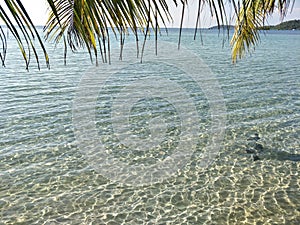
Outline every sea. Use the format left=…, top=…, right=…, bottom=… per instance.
left=0, top=28, right=299, bottom=224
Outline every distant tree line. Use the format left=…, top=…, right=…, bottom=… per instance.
left=259, top=20, right=300, bottom=30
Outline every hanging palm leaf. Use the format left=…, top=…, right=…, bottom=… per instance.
left=231, top=0, right=294, bottom=62
left=44, top=0, right=173, bottom=65
left=0, top=0, right=49, bottom=69
left=0, top=0, right=295, bottom=69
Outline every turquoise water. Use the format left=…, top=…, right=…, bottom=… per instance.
left=0, top=29, right=299, bottom=224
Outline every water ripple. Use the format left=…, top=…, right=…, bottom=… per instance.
left=0, top=29, right=299, bottom=224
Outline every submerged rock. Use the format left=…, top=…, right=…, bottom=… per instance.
left=253, top=155, right=260, bottom=161
left=255, top=143, right=263, bottom=151
left=246, top=132, right=300, bottom=162
left=246, top=133, right=263, bottom=161
left=246, top=148, right=256, bottom=154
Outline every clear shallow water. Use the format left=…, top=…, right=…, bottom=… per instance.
left=0, top=29, right=299, bottom=224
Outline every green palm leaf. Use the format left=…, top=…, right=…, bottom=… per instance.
left=0, top=0, right=49, bottom=69
left=44, top=0, right=173, bottom=64
left=231, top=0, right=294, bottom=62
left=0, top=0, right=295, bottom=68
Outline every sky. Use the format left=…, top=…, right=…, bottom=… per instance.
left=0, top=0, right=300, bottom=28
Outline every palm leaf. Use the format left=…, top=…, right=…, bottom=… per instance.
left=230, top=0, right=294, bottom=62
left=0, top=0, right=295, bottom=68
left=0, top=0, right=49, bottom=69
left=44, top=0, right=173, bottom=64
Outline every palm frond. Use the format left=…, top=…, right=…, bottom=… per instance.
left=230, top=0, right=294, bottom=62
left=44, top=0, right=173, bottom=64
left=0, top=25, right=7, bottom=66
left=0, top=0, right=295, bottom=68
left=0, top=0, right=49, bottom=69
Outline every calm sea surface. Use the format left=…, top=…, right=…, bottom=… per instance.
left=0, top=28, right=299, bottom=224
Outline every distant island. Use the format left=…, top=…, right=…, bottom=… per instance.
left=259, top=19, right=300, bottom=30
left=208, top=19, right=300, bottom=30
left=208, top=25, right=234, bottom=30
